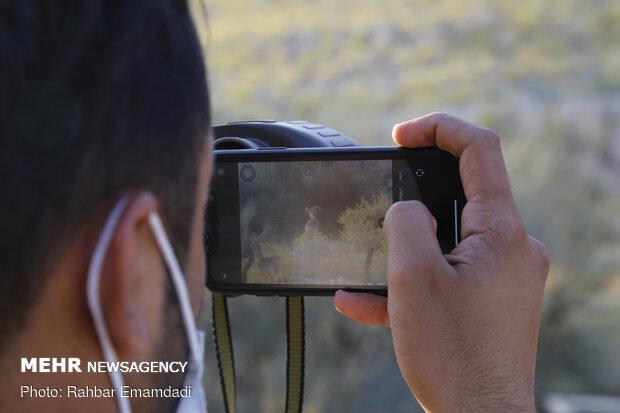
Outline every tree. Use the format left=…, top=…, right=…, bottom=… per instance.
left=338, top=193, right=391, bottom=273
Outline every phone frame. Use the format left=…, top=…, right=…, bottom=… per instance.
left=205, top=146, right=464, bottom=296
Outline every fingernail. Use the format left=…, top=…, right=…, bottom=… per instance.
left=391, top=124, right=400, bottom=138
left=333, top=290, right=345, bottom=312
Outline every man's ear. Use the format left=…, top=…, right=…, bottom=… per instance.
left=99, top=192, right=167, bottom=361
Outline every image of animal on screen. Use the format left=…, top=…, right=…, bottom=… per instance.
left=238, top=160, right=393, bottom=285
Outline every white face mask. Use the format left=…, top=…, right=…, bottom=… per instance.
left=86, top=196, right=208, bottom=413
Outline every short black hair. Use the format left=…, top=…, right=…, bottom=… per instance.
left=0, top=1, right=210, bottom=347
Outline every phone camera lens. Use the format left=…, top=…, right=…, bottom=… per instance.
left=206, top=244, right=216, bottom=254
left=415, top=168, right=424, bottom=177
left=220, top=272, right=228, bottom=280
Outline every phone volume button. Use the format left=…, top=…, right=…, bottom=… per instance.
left=257, top=147, right=287, bottom=150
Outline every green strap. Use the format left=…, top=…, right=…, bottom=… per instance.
left=285, top=296, right=305, bottom=413
left=212, top=293, right=305, bottom=413
left=212, top=293, right=236, bottom=413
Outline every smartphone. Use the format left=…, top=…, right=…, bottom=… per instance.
left=205, top=146, right=464, bottom=296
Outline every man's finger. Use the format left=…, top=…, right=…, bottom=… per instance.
left=333, top=290, right=389, bottom=326
left=383, top=201, right=447, bottom=292
left=392, top=112, right=513, bottom=206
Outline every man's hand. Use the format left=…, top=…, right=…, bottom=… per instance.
left=334, top=113, right=550, bottom=412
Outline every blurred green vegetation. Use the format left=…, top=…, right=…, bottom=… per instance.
left=193, top=0, right=620, bottom=411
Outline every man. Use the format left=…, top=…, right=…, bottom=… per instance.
left=0, top=1, right=549, bottom=413
left=1, top=1, right=211, bottom=412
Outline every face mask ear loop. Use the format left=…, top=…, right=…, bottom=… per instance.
left=86, top=196, right=132, bottom=413
left=147, top=213, right=201, bottom=369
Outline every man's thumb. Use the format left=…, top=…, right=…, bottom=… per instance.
left=383, top=201, right=445, bottom=290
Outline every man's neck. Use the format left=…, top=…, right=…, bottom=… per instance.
left=0, top=262, right=115, bottom=412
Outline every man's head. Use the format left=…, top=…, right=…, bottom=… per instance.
left=0, top=1, right=211, bottom=411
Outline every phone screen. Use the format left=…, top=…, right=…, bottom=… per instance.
left=207, top=148, right=463, bottom=293
left=235, top=159, right=416, bottom=286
